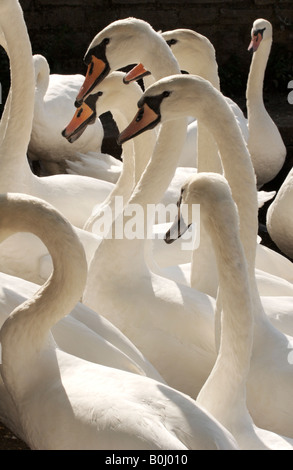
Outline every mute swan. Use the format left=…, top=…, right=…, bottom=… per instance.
left=166, top=172, right=293, bottom=450
left=63, top=72, right=155, bottom=231
left=28, top=54, right=110, bottom=177
left=120, top=73, right=293, bottom=438
left=120, top=65, right=293, bottom=299
left=246, top=18, right=286, bottom=188
left=124, top=31, right=288, bottom=287
left=0, top=0, right=113, bottom=229
left=63, top=71, right=193, bottom=274
left=78, top=18, right=218, bottom=397
left=159, top=28, right=289, bottom=283
left=0, top=193, right=238, bottom=450
left=266, top=166, right=293, bottom=260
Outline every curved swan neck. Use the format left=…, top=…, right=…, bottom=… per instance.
left=246, top=37, right=272, bottom=109
left=0, top=1, right=35, bottom=163
left=33, top=55, right=50, bottom=98
left=0, top=194, right=87, bottom=384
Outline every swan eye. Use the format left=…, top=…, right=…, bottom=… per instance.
left=167, top=39, right=177, bottom=47
left=163, top=91, right=171, bottom=98
left=103, top=38, right=110, bottom=45
left=97, top=91, right=103, bottom=97
left=89, top=61, right=94, bottom=75
left=77, top=108, right=83, bottom=118
left=135, top=108, right=144, bottom=122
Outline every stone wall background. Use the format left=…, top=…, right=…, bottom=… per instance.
left=16, top=0, right=293, bottom=99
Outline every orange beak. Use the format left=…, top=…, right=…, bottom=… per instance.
left=248, top=32, right=263, bottom=52
left=123, top=63, right=151, bottom=84
left=118, top=103, right=160, bottom=145
left=75, top=56, right=108, bottom=106
left=62, top=102, right=96, bottom=143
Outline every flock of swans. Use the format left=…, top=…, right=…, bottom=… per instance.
left=0, top=0, right=293, bottom=450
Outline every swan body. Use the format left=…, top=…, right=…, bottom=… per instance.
left=0, top=0, right=114, bottom=229
left=266, top=167, right=293, bottom=260
left=0, top=192, right=237, bottom=450
left=134, top=73, right=293, bottom=438
left=246, top=19, right=286, bottom=188
left=0, top=222, right=103, bottom=284
left=0, top=270, right=164, bottom=383
left=66, top=150, right=122, bottom=183
left=171, top=172, right=293, bottom=449
left=29, top=54, right=109, bottom=176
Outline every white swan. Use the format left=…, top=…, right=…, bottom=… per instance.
left=0, top=194, right=168, bottom=441
left=159, top=27, right=292, bottom=288
left=0, top=0, right=113, bottom=229
left=28, top=54, right=110, bottom=177
left=124, top=30, right=287, bottom=285
left=78, top=18, right=218, bottom=397
left=123, top=73, right=293, bottom=438
left=120, top=65, right=293, bottom=331
left=64, top=71, right=193, bottom=274
left=0, top=192, right=238, bottom=450
left=167, top=172, right=293, bottom=449
left=246, top=18, right=286, bottom=188
left=63, top=71, right=155, bottom=231
left=64, top=71, right=195, bottom=224
left=266, top=166, right=293, bottom=260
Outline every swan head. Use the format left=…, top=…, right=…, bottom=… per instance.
left=63, top=71, right=141, bottom=143
left=123, top=28, right=217, bottom=85
left=248, top=18, right=272, bottom=52
left=161, top=29, right=216, bottom=76
left=118, top=74, right=215, bottom=145
left=75, top=18, right=163, bottom=106
left=62, top=92, right=99, bottom=143
left=165, top=173, right=234, bottom=243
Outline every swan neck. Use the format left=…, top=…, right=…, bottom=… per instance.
left=0, top=195, right=87, bottom=382
left=197, top=202, right=253, bottom=427
left=246, top=39, right=271, bottom=108
left=0, top=1, right=34, bottom=173
left=198, top=91, right=258, bottom=270
left=86, top=35, right=185, bottom=278
left=197, top=121, right=223, bottom=173
left=34, top=57, right=50, bottom=98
